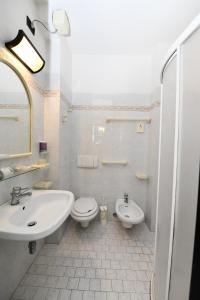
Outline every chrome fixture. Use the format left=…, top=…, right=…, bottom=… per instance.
left=124, top=193, right=129, bottom=203
left=10, top=186, right=32, bottom=206
left=28, top=241, right=37, bottom=255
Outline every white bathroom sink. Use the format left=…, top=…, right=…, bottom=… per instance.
left=0, top=190, right=74, bottom=241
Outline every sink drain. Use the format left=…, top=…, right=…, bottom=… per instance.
left=27, top=221, right=37, bottom=227
left=125, top=215, right=130, bottom=218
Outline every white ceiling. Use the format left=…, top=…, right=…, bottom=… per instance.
left=47, top=0, right=200, bottom=54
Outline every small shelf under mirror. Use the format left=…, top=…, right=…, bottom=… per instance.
left=0, top=164, right=49, bottom=182
left=39, top=151, right=49, bottom=155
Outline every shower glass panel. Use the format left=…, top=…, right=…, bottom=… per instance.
left=169, top=28, right=200, bottom=300
left=155, top=54, right=177, bottom=300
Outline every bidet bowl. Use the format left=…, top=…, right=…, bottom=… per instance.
left=115, top=198, right=144, bottom=228
left=0, top=190, right=74, bottom=241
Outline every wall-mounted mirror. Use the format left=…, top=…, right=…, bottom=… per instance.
left=0, top=59, right=32, bottom=159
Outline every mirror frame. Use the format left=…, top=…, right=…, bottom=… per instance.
left=0, top=58, right=32, bottom=158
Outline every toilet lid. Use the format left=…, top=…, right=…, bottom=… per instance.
left=74, top=198, right=97, bottom=214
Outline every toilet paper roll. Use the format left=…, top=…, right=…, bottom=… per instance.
left=0, top=167, right=14, bottom=180
left=100, top=205, right=108, bottom=225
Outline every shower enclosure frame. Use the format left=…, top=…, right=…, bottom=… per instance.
left=154, top=13, right=200, bottom=300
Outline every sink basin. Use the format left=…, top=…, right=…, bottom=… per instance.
left=0, top=190, right=74, bottom=241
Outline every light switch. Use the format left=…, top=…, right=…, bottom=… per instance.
left=136, top=122, right=144, bottom=133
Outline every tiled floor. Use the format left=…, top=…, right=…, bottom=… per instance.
left=12, top=220, right=155, bottom=300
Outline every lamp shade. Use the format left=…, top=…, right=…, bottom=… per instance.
left=53, top=10, right=71, bottom=36
left=5, top=30, right=45, bottom=73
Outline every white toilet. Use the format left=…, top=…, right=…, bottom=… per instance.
left=71, top=197, right=99, bottom=228
left=115, top=198, right=144, bottom=229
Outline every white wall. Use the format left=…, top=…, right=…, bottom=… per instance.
left=44, top=93, right=60, bottom=188
left=61, top=39, right=72, bottom=102
left=44, top=0, right=73, bottom=190
left=69, top=50, right=152, bottom=221
left=72, top=54, right=152, bottom=98
left=59, top=97, right=72, bottom=189
left=69, top=109, right=150, bottom=220
left=44, top=93, right=72, bottom=190
left=46, top=36, right=61, bottom=90
left=146, top=91, right=160, bottom=231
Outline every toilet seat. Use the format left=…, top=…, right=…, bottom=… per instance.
left=74, top=197, right=97, bottom=215
left=71, top=197, right=99, bottom=228
left=71, top=197, right=98, bottom=218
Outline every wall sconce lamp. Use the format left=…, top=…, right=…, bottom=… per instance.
left=5, top=30, right=45, bottom=73
left=27, top=10, right=71, bottom=37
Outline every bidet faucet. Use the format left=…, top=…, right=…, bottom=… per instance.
left=10, top=186, right=32, bottom=206
left=124, top=193, right=129, bottom=203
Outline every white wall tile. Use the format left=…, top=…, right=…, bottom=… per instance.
left=69, top=110, right=150, bottom=220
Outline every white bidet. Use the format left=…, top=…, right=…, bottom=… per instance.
left=115, top=198, right=144, bottom=229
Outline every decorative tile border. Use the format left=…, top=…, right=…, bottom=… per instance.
left=71, top=101, right=160, bottom=112
left=29, top=79, right=45, bottom=96
left=149, top=100, right=160, bottom=109
left=0, top=104, right=28, bottom=109
left=60, top=92, right=71, bottom=104
left=43, top=90, right=60, bottom=98
left=71, top=105, right=148, bottom=112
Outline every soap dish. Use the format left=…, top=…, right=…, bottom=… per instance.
left=33, top=181, right=53, bottom=190
left=135, top=173, right=149, bottom=180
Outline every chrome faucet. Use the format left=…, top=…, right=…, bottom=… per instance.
left=10, top=186, right=32, bottom=206
left=124, top=193, right=129, bottom=203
